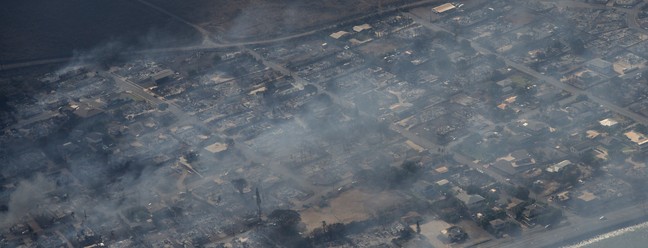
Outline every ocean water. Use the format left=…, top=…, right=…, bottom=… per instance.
left=564, top=221, right=648, bottom=248
left=0, top=0, right=200, bottom=63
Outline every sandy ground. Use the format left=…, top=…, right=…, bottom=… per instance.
left=300, top=189, right=401, bottom=232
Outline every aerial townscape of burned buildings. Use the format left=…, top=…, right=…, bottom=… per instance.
left=3, top=0, right=648, bottom=247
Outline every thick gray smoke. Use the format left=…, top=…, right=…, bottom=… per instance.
left=1, top=174, right=55, bottom=229
left=7, top=0, right=648, bottom=247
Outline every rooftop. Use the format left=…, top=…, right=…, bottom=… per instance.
left=599, top=118, right=619, bottom=127
left=436, top=179, right=450, bottom=186
left=624, top=130, right=648, bottom=145
left=454, top=187, right=485, bottom=206
left=353, top=24, right=372, bottom=32
left=457, top=192, right=485, bottom=206
left=151, top=69, right=174, bottom=81
left=547, top=160, right=572, bottom=173
left=329, top=31, right=349, bottom=39
left=432, top=3, right=456, bottom=13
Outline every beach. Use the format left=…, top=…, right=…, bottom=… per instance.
left=564, top=221, right=648, bottom=248
left=480, top=203, right=648, bottom=248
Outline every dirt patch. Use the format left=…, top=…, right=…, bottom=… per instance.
left=358, top=40, right=399, bottom=57
left=504, top=8, right=536, bottom=27
left=300, top=189, right=402, bottom=232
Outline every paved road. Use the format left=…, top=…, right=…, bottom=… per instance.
left=107, top=46, right=355, bottom=220
left=625, top=0, right=648, bottom=34
left=135, top=0, right=446, bottom=48
left=251, top=23, right=511, bottom=193
left=135, top=0, right=217, bottom=46
left=551, top=0, right=632, bottom=12
left=3, top=110, right=62, bottom=132
left=104, top=70, right=323, bottom=194
left=391, top=124, right=512, bottom=184
left=103, top=71, right=182, bottom=112
left=0, top=57, right=74, bottom=71
left=1, top=0, right=445, bottom=71
left=406, top=12, right=648, bottom=127
left=405, top=7, right=648, bottom=248
left=483, top=203, right=648, bottom=248
left=245, top=48, right=356, bottom=109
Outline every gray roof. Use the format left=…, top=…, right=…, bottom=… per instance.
left=456, top=191, right=486, bottom=205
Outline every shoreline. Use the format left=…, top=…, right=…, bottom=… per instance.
left=553, top=215, right=648, bottom=248
left=481, top=204, right=648, bottom=248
